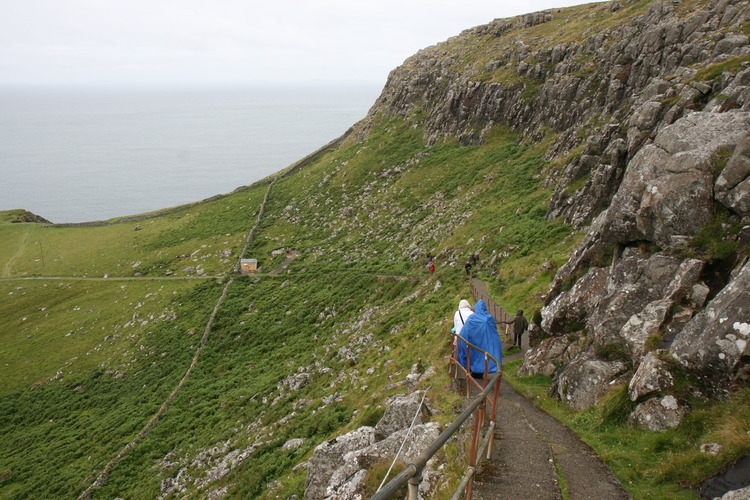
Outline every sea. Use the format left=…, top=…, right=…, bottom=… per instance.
left=0, top=85, right=381, bottom=223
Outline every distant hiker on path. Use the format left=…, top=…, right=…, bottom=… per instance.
left=428, top=262, right=435, bottom=275
left=464, top=261, right=472, bottom=276
left=502, top=309, right=529, bottom=348
left=457, top=300, right=502, bottom=378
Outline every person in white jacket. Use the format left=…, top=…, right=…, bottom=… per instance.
left=453, top=299, right=474, bottom=336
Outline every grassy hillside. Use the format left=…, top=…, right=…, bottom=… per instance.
left=4, top=75, right=747, bottom=497
left=0, top=115, right=576, bottom=498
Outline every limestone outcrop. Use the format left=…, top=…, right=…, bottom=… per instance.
left=304, top=391, right=439, bottom=499
left=363, top=0, right=750, bottom=416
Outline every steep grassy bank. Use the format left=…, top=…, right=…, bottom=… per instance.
left=0, top=280, right=224, bottom=498
left=1, top=115, right=575, bottom=497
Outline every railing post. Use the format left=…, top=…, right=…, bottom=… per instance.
left=465, top=344, right=471, bottom=398
left=466, top=402, right=483, bottom=500
left=408, top=472, right=422, bottom=500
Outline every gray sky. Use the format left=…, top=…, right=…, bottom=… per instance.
left=1, top=0, right=595, bottom=88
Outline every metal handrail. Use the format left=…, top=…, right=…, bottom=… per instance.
left=372, top=334, right=502, bottom=500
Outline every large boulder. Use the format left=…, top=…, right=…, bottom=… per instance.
left=653, top=112, right=750, bottom=156
left=324, top=422, right=441, bottom=499
left=628, top=353, right=675, bottom=402
left=518, top=334, right=585, bottom=378
left=374, top=391, right=431, bottom=441
left=670, top=261, right=750, bottom=386
left=619, top=299, right=672, bottom=362
left=628, top=395, right=686, bottom=431
left=587, top=249, right=683, bottom=347
left=715, top=131, right=750, bottom=217
left=304, top=427, right=376, bottom=500
left=616, top=258, right=703, bottom=362
left=600, top=112, right=750, bottom=248
left=541, top=267, right=608, bottom=335
left=550, top=352, right=629, bottom=409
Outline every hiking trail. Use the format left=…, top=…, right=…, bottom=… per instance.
left=3, top=227, right=30, bottom=278
left=77, top=177, right=278, bottom=499
left=468, top=280, right=631, bottom=500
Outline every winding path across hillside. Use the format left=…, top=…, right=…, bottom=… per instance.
left=76, top=177, right=278, bottom=499
left=2, top=227, right=30, bottom=278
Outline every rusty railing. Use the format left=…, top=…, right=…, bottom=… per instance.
left=372, top=335, right=502, bottom=500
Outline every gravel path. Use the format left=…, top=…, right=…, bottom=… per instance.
left=463, top=348, right=630, bottom=499
left=467, top=277, right=630, bottom=499
left=473, top=375, right=631, bottom=499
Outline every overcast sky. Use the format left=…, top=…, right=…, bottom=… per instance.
left=1, top=0, right=595, bottom=88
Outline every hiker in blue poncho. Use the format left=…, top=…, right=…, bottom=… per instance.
left=457, top=300, right=502, bottom=377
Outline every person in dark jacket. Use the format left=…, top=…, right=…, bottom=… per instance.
left=502, top=309, right=529, bottom=348
left=457, top=300, right=502, bottom=377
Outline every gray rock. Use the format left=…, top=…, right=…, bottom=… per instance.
left=713, top=34, right=749, bottom=57
left=670, top=261, right=750, bottom=386
left=279, top=373, right=312, bottom=392
left=619, top=299, right=672, bottom=362
left=587, top=249, right=683, bottom=346
left=653, top=112, right=750, bottom=156
left=629, top=101, right=663, bottom=130
left=664, top=258, right=706, bottom=303
left=283, top=438, right=306, bottom=450
left=636, top=78, right=670, bottom=106
left=690, top=282, right=711, bottom=308
left=600, top=145, right=669, bottom=244
left=719, top=485, right=750, bottom=500
left=324, top=422, right=441, bottom=499
left=613, top=258, right=702, bottom=362
left=628, top=353, right=674, bottom=402
left=551, top=352, right=628, bottom=409
left=601, top=113, right=750, bottom=248
left=304, top=427, right=376, bottom=500
left=374, top=391, right=431, bottom=441
left=628, top=395, right=686, bottom=431
left=518, top=334, right=585, bottom=378
left=542, top=267, right=608, bottom=335
left=715, top=131, right=750, bottom=217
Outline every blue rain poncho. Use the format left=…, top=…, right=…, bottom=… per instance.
left=457, top=300, right=502, bottom=374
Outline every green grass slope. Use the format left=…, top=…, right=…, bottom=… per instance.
left=1, top=117, right=577, bottom=498
left=3, top=44, right=748, bottom=497
left=4, top=110, right=738, bottom=498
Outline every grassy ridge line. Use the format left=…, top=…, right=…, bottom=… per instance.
left=77, top=177, right=278, bottom=499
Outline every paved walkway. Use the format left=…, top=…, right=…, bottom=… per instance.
left=473, top=375, right=631, bottom=499
left=466, top=278, right=630, bottom=499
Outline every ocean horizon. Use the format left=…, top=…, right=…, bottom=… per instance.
left=0, top=84, right=381, bottom=223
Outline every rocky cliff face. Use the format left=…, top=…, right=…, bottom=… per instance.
left=359, top=0, right=750, bottom=427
